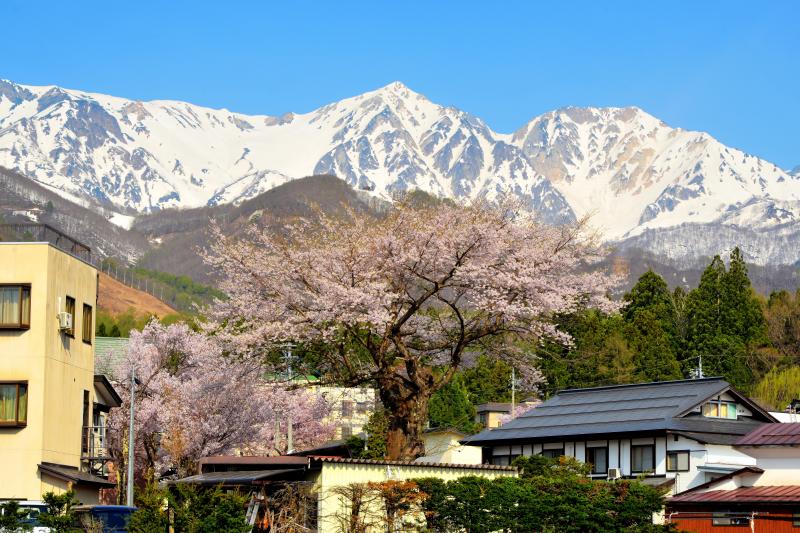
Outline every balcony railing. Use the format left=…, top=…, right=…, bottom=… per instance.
left=0, top=223, right=92, bottom=263
left=82, top=425, right=111, bottom=460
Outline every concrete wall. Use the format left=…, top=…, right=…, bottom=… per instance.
left=0, top=243, right=98, bottom=501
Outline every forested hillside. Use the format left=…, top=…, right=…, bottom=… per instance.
left=427, top=248, right=800, bottom=429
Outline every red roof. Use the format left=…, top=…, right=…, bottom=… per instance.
left=671, top=486, right=800, bottom=504
left=737, top=423, right=800, bottom=446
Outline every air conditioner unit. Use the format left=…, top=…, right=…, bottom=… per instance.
left=57, top=312, right=73, bottom=331
left=607, top=468, right=622, bottom=480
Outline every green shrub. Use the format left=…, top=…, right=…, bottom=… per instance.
left=129, top=482, right=250, bottom=533
left=0, top=500, right=32, bottom=532
left=413, top=465, right=670, bottom=533
left=38, top=491, right=80, bottom=532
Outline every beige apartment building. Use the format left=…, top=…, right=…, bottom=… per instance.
left=0, top=229, right=119, bottom=503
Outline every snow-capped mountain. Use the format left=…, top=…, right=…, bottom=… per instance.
left=511, top=107, right=799, bottom=240
left=1, top=78, right=799, bottom=264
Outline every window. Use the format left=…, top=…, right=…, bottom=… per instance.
left=793, top=512, right=800, bottom=527
left=65, top=296, right=75, bottom=337
left=479, top=413, right=488, bottom=427
left=540, top=448, right=564, bottom=459
left=712, top=512, right=749, bottom=526
left=341, top=401, right=353, bottom=418
left=586, top=446, right=608, bottom=474
left=82, top=304, right=92, bottom=344
left=631, top=444, right=655, bottom=473
left=702, top=400, right=738, bottom=420
left=0, top=284, right=31, bottom=329
left=0, top=382, right=28, bottom=426
left=356, top=401, right=370, bottom=414
left=667, top=451, right=690, bottom=472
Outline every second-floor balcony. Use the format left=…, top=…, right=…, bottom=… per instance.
left=82, top=425, right=111, bottom=461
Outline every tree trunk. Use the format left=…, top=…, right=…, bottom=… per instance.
left=379, top=381, right=431, bottom=460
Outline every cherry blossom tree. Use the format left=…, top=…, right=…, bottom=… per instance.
left=108, top=321, right=333, bottom=486
left=205, top=200, right=617, bottom=459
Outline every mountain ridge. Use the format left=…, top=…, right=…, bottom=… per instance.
left=1, top=78, right=799, bottom=266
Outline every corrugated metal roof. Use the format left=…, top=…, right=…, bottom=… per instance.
left=671, top=486, right=800, bottom=503
left=173, top=469, right=302, bottom=486
left=464, top=377, right=773, bottom=445
left=737, top=422, right=800, bottom=446
left=311, top=456, right=517, bottom=471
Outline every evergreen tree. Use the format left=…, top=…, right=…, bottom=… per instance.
left=622, top=270, right=676, bottom=334
left=428, top=374, right=480, bottom=433
left=625, top=309, right=683, bottom=382
left=621, top=270, right=682, bottom=381
left=722, top=248, right=767, bottom=345
left=684, top=249, right=765, bottom=389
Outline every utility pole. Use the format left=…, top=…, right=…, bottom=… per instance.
left=126, top=365, right=136, bottom=507
left=287, top=417, right=294, bottom=454
left=511, top=367, right=516, bottom=414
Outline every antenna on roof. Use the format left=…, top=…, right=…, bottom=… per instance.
left=692, top=355, right=704, bottom=379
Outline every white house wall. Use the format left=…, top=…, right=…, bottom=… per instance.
left=490, top=434, right=757, bottom=494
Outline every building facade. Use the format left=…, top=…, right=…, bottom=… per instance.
left=0, top=240, right=115, bottom=502
left=464, top=378, right=777, bottom=494
left=667, top=423, right=800, bottom=532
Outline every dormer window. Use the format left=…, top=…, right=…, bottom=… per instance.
left=702, top=400, right=737, bottom=420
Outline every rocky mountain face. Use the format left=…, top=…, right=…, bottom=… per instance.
left=1, top=78, right=799, bottom=268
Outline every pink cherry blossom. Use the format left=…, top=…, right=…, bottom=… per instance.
left=204, top=200, right=618, bottom=459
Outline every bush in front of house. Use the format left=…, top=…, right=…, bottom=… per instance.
left=0, top=500, right=32, bottom=532
left=38, top=491, right=80, bottom=532
left=128, top=482, right=250, bottom=533
left=414, top=456, right=676, bottom=533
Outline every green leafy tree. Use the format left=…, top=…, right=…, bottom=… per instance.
left=764, top=289, right=800, bottom=361
left=38, top=490, right=80, bottom=532
left=753, top=366, right=800, bottom=411
left=428, top=373, right=480, bottom=433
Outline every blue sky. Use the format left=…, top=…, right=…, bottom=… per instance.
left=1, top=1, right=798, bottom=168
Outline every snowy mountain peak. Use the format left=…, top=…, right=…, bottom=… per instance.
left=0, top=78, right=797, bottom=250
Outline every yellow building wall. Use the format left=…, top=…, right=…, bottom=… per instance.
left=316, top=462, right=516, bottom=532
left=420, top=431, right=483, bottom=465
left=0, top=243, right=98, bottom=502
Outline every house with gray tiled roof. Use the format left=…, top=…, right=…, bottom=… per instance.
left=463, top=377, right=778, bottom=494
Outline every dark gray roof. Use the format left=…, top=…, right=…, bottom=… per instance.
left=464, top=377, right=775, bottom=446
left=173, top=469, right=303, bottom=486
left=476, top=402, right=512, bottom=414
left=38, top=463, right=115, bottom=487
